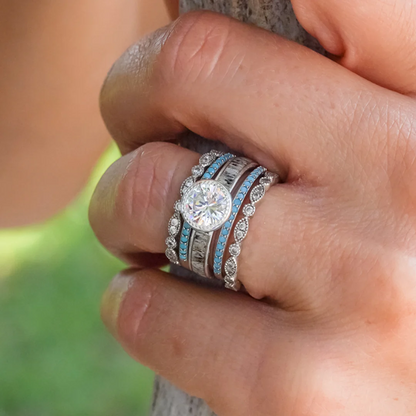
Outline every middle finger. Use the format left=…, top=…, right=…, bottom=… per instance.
left=100, top=11, right=393, bottom=183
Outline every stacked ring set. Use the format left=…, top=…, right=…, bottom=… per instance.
left=165, top=150, right=279, bottom=291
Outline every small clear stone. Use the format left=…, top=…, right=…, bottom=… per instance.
left=229, top=243, right=241, bottom=256
left=168, top=213, right=181, bottom=236
left=191, top=165, right=204, bottom=177
left=165, top=236, right=176, bottom=248
left=225, top=257, right=237, bottom=277
left=224, top=278, right=240, bottom=291
left=265, top=171, right=279, bottom=182
left=243, top=204, right=256, bottom=217
left=182, top=180, right=232, bottom=232
left=174, top=200, right=183, bottom=212
left=199, top=154, right=215, bottom=167
left=259, top=177, right=272, bottom=185
left=165, top=248, right=179, bottom=264
left=234, top=218, right=249, bottom=242
left=210, top=150, right=223, bottom=157
left=250, top=185, right=266, bottom=203
left=180, top=177, right=195, bottom=195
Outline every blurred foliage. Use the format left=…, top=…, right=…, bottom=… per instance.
left=0, top=145, right=154, bottom=416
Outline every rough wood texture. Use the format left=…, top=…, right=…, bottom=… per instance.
left=151, top=1, right=323, bottom=415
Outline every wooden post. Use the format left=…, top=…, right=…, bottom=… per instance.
left=150, top=1, right=323, bottom=414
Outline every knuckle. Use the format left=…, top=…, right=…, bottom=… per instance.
left=99, top=26, right=173, bottom=144
left=361, top=253, right=416, bottom=331
left=157, top=11, right=233, bottom=86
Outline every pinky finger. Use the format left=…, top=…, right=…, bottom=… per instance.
left=100, top=268, right=300, bottom=415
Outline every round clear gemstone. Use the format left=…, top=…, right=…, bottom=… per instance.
left=236, top=230, right=244, bottom=240
left=229, top=243, right=241, bottom=256
left=199, top=154, right=214, bottom=167
left=191, top=165, right=204, bottom=177
left=180, top=177, right=194, bottom=195
left=182, top=180, right=232, bottom=232
left=165, top=236, right=176, bottom=248
left=174, top=200, right=183, bottom=212
left=243, top=204, right=256, bottom=217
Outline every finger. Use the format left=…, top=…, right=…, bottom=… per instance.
left=292, top=0, right=416, bottom=94
left=100, top=267, right=308, bottom=415
left=89, top=142, right=199, bottom=264
left=89, top=141, right=341, bottom=309
left=100, top=11, right=386, bottom=182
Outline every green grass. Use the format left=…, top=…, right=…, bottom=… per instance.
left=0, top=146, right=154, bottom=416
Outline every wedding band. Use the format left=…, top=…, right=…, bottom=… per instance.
left=165, top=150, right=279, bottom=291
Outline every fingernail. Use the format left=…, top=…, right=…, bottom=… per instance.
left=101, top=273, right=133, bottom=338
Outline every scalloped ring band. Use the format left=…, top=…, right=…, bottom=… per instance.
left=165, top=150, right=279, bottom=291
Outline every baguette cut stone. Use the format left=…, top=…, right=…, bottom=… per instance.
left=182, top=180, right=232, bottom=232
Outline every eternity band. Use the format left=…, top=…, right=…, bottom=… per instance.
left=165, top=150, right=279, bottom=291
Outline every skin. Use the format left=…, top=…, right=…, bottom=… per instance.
left=0, top=0, right=169, bottom=227
left=89, top=2, right=416, bottom=415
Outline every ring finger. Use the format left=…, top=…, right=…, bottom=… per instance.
left=90, top=141, right=342, bottom=309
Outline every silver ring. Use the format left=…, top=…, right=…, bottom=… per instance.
left=188, top=156, right=257, bottom=278
left=165, top=150, right=279, bottom=291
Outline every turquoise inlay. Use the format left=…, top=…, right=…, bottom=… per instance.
left=179, top=222, right=191, bottom=260
left=202, top=153, right=234, bottom=179
left=213, top=166, right=266, bottom=274
left=178, top=153, right=234, bottom=261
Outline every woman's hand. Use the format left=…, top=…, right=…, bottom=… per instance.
left=90, top=6, right=416, bottom=416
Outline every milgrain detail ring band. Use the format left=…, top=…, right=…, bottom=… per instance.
left=189, top=157, right=257, bottom=278
left=212, top=165, right=266, bottom=279
left=223, top=171, right=279, bottom=291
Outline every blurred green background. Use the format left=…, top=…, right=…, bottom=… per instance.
left=0, top=146, right=154, bottom=416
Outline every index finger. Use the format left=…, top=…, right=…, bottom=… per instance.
left=100, top=11, right=383, bottom=181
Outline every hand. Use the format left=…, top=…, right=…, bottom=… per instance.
left=89, top=6, right=416, bottom=416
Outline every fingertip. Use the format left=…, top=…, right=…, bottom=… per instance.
left=101, top=271, right=135, bottom=339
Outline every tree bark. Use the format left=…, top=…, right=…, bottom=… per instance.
left=150, top=1, right=323, bottom=414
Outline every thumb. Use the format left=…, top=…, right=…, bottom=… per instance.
left=293, top=0, right=416, bottom=95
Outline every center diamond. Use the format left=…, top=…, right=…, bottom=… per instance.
left=182, top=180, right=232, bottom=232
